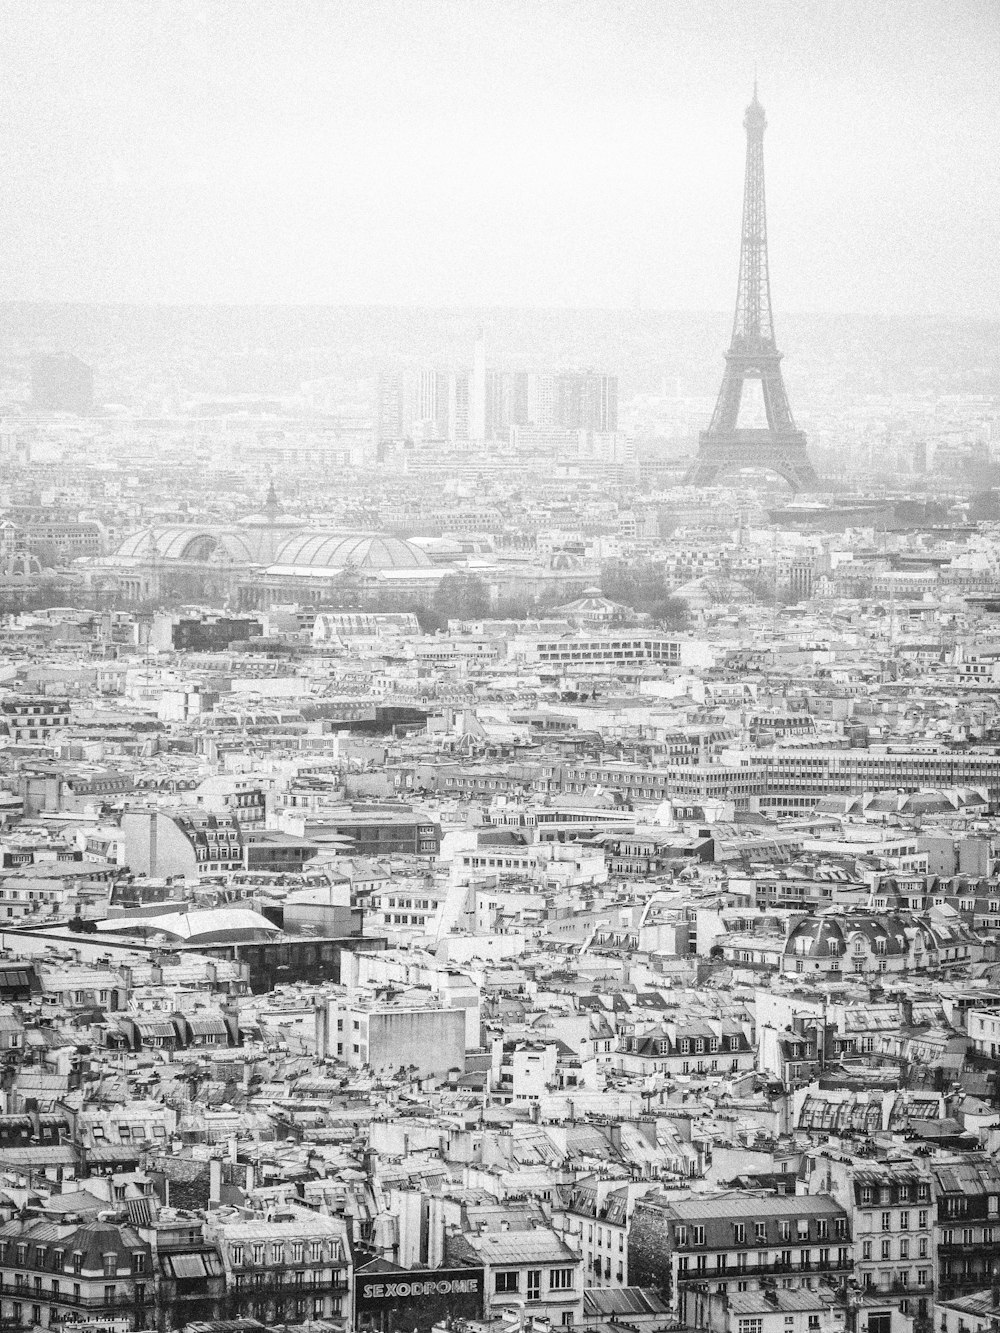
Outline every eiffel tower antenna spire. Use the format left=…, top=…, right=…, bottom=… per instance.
left=686, top=88, right=818, bottom=491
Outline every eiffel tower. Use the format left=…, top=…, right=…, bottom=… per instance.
left=686, top=85, right=818, bottom=491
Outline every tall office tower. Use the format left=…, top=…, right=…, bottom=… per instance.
left=471, top=329, right=486, bottom=441
left=31, top=354, right=94, bottom=414
left=377, top=370, right=408, bottom=440
left=686, top=86, right=817, bottom=490
left=417, top=369, right=450, bottom=438
left=485, top=369, right=516, bottom=442
left=596, top=374, right=618, bottom=432
left=449, top=370, right=471, bottom=442
left=511, top=372, right=531, bottom=429
left=551, top=372, right=619, bottom=432
left=531, top=373, right=558, bottom=427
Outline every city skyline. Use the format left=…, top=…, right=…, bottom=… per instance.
left=0, top=0, right=996, bottom=316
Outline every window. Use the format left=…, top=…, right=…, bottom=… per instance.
left=549, top=1269, right=574, bottom=1290
left=104, top=1284, right=116, bottom=1304
left=867, top=1317, right=891, bottom=1333
left=755, top=1222, right=767, bottom=1242
left=899, top=1211, right=909, bottom=1230
left=527, top=1271, right=541, bottom=1302
left=880, top=1240, right=891, bottom=1260
left=252, top=1245, right=264, bottom=1266
left=881, top=1212, right=891, bottom=1232
left=733, top=1224, right=745, bottom=1244
left=133, top=1252, right=146, bottom=1274
left=739, top=1321, right=763, bottom=1333
left=495, top=1272, right=519, bottom=1294
left=779, top=1221, right=791, bottom=1241
left=231, top=1247, right=243, bottom=1266
left=862, top=1242, right=872, bottom=1261
left=103, top=1255, right=117, bottom=1278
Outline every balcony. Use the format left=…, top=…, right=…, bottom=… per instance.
left=677, top=1259, right=851, bottom=1282
left=231, top=1276, right=350, bottom=1296
left=0, top=1283, right=149, bottom=1311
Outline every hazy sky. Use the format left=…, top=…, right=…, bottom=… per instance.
left=0, top=0, right=996, bottom=314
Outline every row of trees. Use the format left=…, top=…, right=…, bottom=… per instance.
left=599, top=560, right=691, bottom=628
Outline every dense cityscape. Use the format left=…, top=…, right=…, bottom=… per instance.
left=0, top=7, right=999, bottom=1333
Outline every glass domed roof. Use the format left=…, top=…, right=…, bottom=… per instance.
left=272, top=532, right=433, bottom=570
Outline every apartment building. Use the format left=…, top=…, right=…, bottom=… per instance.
left=206, top=1209, right=352, bottom=1327
left=629, top=1193, right=852, bottom=1322
left=447, top=1226, right=584, bottom=1326
left=0, top=1217, right=153, bottom=1331
left=802, top=1155, right=934, bottom=1324
left=931, top=1153, right=1000, bottom=1299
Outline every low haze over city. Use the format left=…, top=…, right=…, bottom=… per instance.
left=0, top=6, right=999, bottom=1333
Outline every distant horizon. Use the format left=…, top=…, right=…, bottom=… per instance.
left=0, top=298, right=996, bottom=325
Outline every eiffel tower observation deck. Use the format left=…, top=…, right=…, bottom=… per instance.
left=686, top=85, right=818, bottom=491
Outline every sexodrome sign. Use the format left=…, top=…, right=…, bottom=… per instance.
left=355, top=1268, right=484, bottom=1311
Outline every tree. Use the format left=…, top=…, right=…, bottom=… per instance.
left=432, top=573, right=490, bottom=622
left=600, top=560, right=666, bottom=612
left=648, top=596, right=690, bottom=630
left=413, top=604, right=448, bottom=634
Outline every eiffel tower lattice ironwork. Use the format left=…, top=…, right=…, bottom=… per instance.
left=686, top=85, right=817, bottom=491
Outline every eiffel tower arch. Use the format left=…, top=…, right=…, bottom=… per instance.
left=686, top=86, right=818, bottom=492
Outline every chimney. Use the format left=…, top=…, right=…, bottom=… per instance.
left=209, top=1157, right=223, bottom=1207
